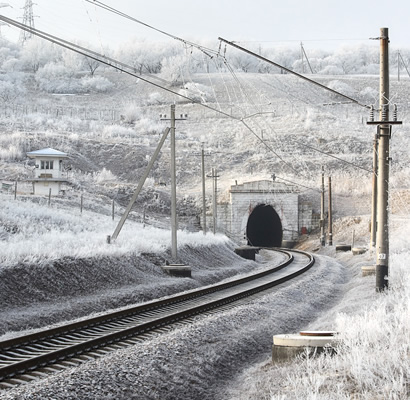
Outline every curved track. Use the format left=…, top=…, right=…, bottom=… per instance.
left=0, top=248, right=314, bottom=388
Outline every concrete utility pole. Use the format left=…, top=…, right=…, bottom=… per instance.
left=320, top=166, right=325, bottom=246
left=201, top=143, right=207, bottom=235
left=367, top=28, right=402, bottom=291
left=375, top=28, right=390, bottom=291
left=170, top=105, right=177, bottom=260
left=211, top=168, right=218, bottom=234
left=370, top=131, right=378, bottom=251
left=328, top=176, right=333, bottom=246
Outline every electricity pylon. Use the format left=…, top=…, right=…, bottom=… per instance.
left=19, top=0, right=35, bottom=45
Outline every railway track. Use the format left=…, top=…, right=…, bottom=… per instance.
left=0, top=248, right=314, bottom=389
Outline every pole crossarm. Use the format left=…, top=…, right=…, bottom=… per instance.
left=366, top=121, right=402, bottom=125
left=218, top=37, right=371, bottom=109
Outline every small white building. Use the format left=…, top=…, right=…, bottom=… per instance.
left=27, top=148, right=68, bottom=195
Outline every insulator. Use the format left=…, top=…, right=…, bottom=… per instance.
left=393, top=104, right=398, bottom=121
left=369, top=106, right=374, bottom=122
left=382, top=105, right=388, bottom=121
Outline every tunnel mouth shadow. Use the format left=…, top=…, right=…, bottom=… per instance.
left=246, top=204, right=283, bottom=247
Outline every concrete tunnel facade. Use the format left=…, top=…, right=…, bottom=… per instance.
left=214, top=180, right=312, bottom=245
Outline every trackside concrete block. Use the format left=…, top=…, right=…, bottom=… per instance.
left=234, top=246, right=258, bottom=260
left=361, top=265, right=376, bottom=276
left=161, top=264, right=191, bottom=278
left=272, top=332, right=339, bottom=363
left=352, top=247, right=366, bottom=255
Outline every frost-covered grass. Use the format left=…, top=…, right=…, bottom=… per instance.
left=0, top=193, right=228, bottom=267
left=227, top=217, right=410, bottom=400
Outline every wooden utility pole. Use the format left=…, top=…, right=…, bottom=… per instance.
left=201, top=144, right=207, bottom=235
left=328, top=176, right=333, bottom=246
left=320, top=166, right=325, bottom=246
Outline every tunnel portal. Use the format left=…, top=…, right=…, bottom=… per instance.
left=246, top=204, right=283, bottom=247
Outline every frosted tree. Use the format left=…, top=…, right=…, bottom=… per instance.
left=20, top=38, right=61, bottom=72
left=0, top=79, right=25, bottom=103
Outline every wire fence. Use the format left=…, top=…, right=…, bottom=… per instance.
left=0, top=103, right=122, bottom=122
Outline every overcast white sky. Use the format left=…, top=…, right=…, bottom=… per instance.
left=1, top=0, right=409, bottom=51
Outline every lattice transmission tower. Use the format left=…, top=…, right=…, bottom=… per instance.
left=19, top=0, right=35, bottom=45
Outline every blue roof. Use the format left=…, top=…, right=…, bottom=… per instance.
left=27, top=148, right=68, bottom=158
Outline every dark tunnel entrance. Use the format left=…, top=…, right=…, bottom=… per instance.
left=246, top=204, right=283, bottom=247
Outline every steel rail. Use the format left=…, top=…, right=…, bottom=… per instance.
left=0, top=249, right=314, bottom=385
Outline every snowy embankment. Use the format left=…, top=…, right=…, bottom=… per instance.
left=0, top=193, right=257, bottom=336
left=1, top=194, right=409, bottom=399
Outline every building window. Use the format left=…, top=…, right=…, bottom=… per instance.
left=40, top=160, right=54, bottom=169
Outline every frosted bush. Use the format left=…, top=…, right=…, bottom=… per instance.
left=121, top=102, right=142, bottom=124
left=318, top=65, right=344, bottom=75
left=0, top=145, right=23, bottom=161
left=102, top=125, right=136, bottom=139
left=179, top=82, right=212, bottom=103
left=327, top=80, right=357, bottom=99
left=133, top=118, right=163, bottom=133
left=0, top=79, right=25, bottom=103
left=36, top=62, right=83, bottom=94
left=359, top=87, right=378, bottom=103
left=93, top=168, right=117, bottom=184
left=146, top=92, right=165, bottom=105
left=80, top=76, right=113, bottom=93
left=0, top=132, right=26, bottom=160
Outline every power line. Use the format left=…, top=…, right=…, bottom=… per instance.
left=0, top=14, right=370, bottom=192
left=290, top=138, right=372, bottom=173
left=218, top=37, right=371, bottom=110
left=80, top=3, right=373, bottom=178
left=85, top=0, right=218, bottom=57
left=1, top=15, right=304, bottom=178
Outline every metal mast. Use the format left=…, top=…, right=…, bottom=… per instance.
left=20, top=0, right=35, bottom=45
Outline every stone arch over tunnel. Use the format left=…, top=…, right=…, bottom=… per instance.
left=246, top=204, right=283, bottom=247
